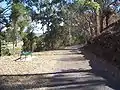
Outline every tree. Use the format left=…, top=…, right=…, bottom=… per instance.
left=10, top=1, right=30, bottom=52
left=76, top=0, right=120, bottom=40
left=30, top=0, right=69, bottom=50
left=22, top=25, right=37, bottom=52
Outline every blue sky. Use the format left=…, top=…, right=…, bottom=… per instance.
left=0, top=1, right=7, bottom=8
left=0, top=1, right=11, bottom=15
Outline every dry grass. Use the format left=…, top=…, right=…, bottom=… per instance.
left=0, top=52, right=58, bottom=75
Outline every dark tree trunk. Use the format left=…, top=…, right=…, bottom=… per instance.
left=100, top=14, right=104, bottom=33
left=0, top=40, right=1, bottom=56
left=13, top=41, right=15, bottom=54
left=96, top=11, right=101, bottom=36
left=15, top=40, right=17, bottom=47
left=106, top=14, right=110, bottom=27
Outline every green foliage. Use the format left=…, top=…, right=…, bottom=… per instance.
left=11, top=2, right=30, bottom=29
left=10, top=2, right=30, bottom=53
left=35, top=36, right=45, bottom=51
left=77, top=0, right=100, bottom=12
left=22, top=27, right=37, bottom=52
left=1, top=41, right=11, bottom=56
left=11, top=3, right=29, bottom=19
left=76, top=0, right=86, bottom=5
left=86, top=1, right=100, bottom=12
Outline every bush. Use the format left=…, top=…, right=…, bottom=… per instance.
left=1, top=41, right=11, bottom=56
left=1, top=48, right=11, bottom=56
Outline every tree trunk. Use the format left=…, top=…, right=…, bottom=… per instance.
left=106, top=14, right=110, bottom=27
left=0, top=40, right=1, bottom=56
left=13, top=22, right=16, bottom=55
left=96, top=11, right=101, bottom=36
left=15, top=40, right=17, bottom=47
left=100, top=13, right=104, bottom=33
left=68, top=26, right=72, bottom=45
left=13, top=41, right=15, bottom=54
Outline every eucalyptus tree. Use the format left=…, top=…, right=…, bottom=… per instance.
left=10, top=0, right=30, bottom=52
left=0, top=0, right=31, bottom=55
left=94, top=0, right=120, bottom=32
left=77, top=0, right=120, bottom=38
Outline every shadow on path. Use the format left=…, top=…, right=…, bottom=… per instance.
left=0, top=69, right=109, bottom=90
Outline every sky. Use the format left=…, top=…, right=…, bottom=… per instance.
left=0, top=1, right=7, bottom=8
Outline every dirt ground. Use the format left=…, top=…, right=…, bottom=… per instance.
left=0, top=46, right=89, bottom=75
left=0, top=45, right=119, bottom=90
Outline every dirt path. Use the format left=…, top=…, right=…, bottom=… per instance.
left=0, top=45, right=120, bottom=90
